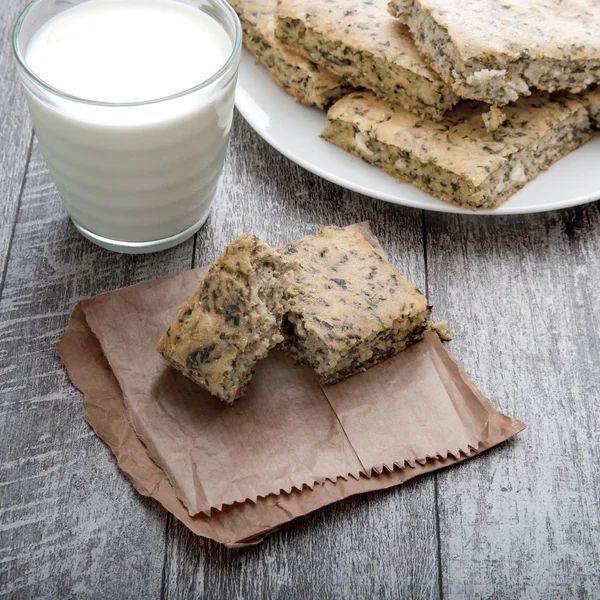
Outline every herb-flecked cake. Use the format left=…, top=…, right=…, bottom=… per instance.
left=389, top=0, right=600, bottom=106
left=228, top=0, right=351, bottom=109
left=274, top=0, right=457, bottom=120
left=156, top=234, right=296, bottom=405
left=280, top=226, right=431, bottom=384
left=322, top=91, right=595, bottom=210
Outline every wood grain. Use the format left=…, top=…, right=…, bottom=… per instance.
left=0, top=2, right=35, bottom=296
left=161, top=113, right=441, bottom=600
left=1, top=18, right=599, bottom=594
left=425, top=206, right=600, bottom=599
left=163, top=478, right=438, bottom=600
left=0, top=142, right=192, bottom=599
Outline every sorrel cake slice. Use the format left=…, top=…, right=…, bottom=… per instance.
left=274, top=0, right=457, bottom=120
left=228, top=0, right=351, bottom=109
left=280, top=226, right=431, bottom=384
left=156, top=234, right=296, bottom=405
left=389, top=0, right=600, bottom=105
left=322, top=90, right=595, bottom=210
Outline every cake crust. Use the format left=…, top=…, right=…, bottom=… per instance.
left=274, top=0, right=457, bottom=120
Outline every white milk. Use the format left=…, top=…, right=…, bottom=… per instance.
left=21, top=0, right=238, bottom=247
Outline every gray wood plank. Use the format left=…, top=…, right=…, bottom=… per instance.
left=0, top=2, right=35, bottom=295
left=0, top=141, right=194, bottom=599
left=426, top=206, right=600, bottom=599
left=161, top=112, right=440, bottom=600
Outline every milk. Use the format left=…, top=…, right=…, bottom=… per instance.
left=16, top=0, right=240, bottom=250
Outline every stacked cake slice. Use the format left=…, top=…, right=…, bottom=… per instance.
left=273, top=0, right=457, bottom=120
left=228, top=0, right=352, bottom=108
left=388, top=0, right=600, bottom=105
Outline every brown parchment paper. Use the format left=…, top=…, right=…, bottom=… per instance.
left=76, top=261, right=524, bottom=517
left=58, top=305, right=524, bottom=547
left=58, top=239, right=526, bottom=519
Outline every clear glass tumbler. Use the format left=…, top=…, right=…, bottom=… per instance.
left=13, top=0, right=242, bottom=253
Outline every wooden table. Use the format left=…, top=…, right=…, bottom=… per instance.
left=2, top=4, right=600, bottom=598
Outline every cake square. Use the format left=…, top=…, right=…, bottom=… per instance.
left=389, top=0, right=600, bottom=106
left=322, top=91, right=594, bottom=210
left=156, top=234, right=296, bottom=405
left=280, top=226, right=431, bottom=384
left=274, top=0, right=457, bottom=120
left=229, top=0, right=351, bottom=109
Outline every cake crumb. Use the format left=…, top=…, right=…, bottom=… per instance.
left=482, top=105, right=507, bottom=132
left=430, top=321, right=453, bottom=341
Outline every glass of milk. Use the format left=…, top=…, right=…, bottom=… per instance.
left=13, top=0, right=242, bottom=253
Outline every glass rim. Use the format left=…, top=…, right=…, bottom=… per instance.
left=12, top=0, right=242, bottom=107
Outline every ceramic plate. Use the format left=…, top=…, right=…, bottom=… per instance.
left=235, top=51, right=600, bottom=215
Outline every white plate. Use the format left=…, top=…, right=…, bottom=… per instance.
left=235, top=50, right=600, bottom=215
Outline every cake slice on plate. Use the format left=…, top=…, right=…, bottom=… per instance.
left=389, top=0, right=600, bottom=105
left=229, top=0, right=351, bottom=108
left=274, top=0, right=457, bottom=120
left=322, top=90, right=595, bottom=210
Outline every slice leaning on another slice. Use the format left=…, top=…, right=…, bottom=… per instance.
left=156, top=234, right=297, bottom=405
left=274, top=0, right=457, bottom=121
left=280, top=226, right=431, bottom=384
left=229, top=0, right=352, bottom=109
left=322, top=90, right=595, bottom=210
